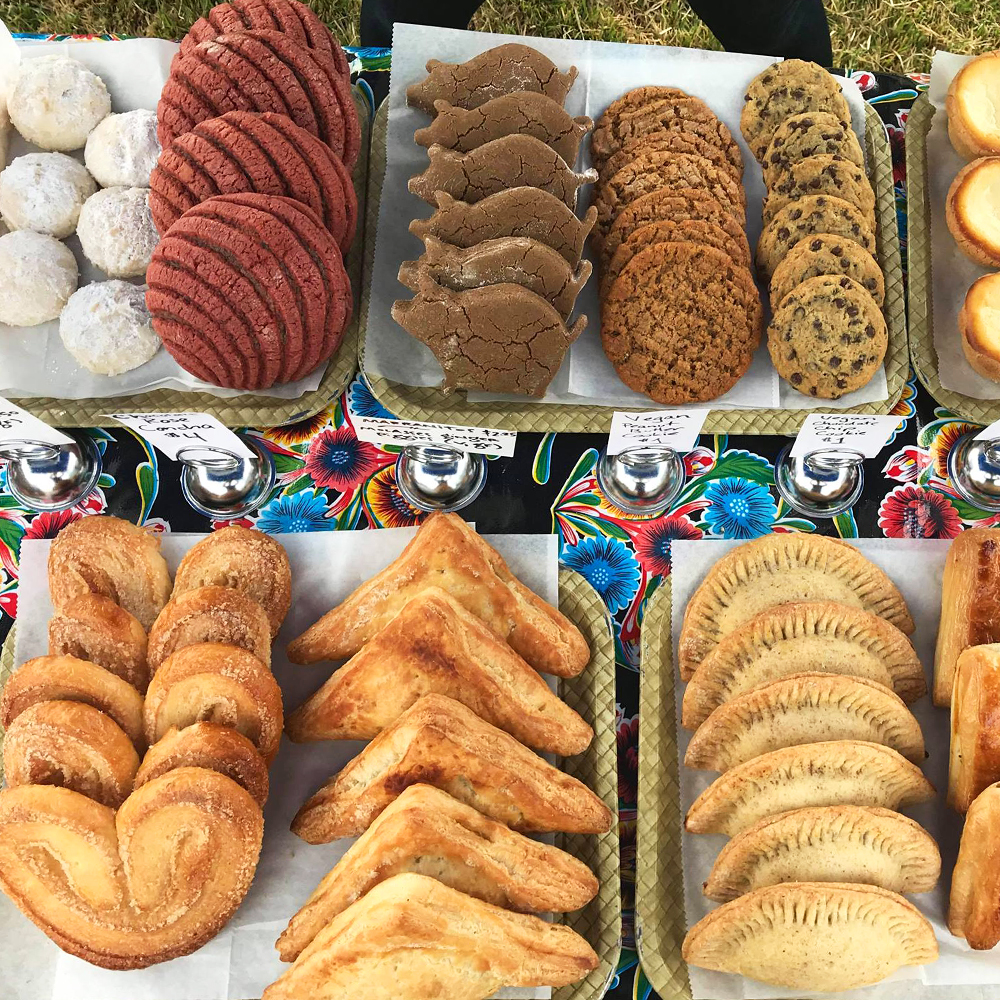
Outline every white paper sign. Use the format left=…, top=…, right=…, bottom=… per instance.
left=106, top=413, right=254, bottom=462
left=790, top=412, right=901, bottom=460
left=975, top=417, right=1000, bottom=442
left=0, top=396, right=73, bottom=448
left=607, top=409, right=710, bottom=456
left=351, top=414, right=517, bottom=457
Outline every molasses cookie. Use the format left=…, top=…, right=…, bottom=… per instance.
left=763, top=153, right=875, bottom=226
left=762, top=111, right=863, bottom=188
left=598, top=128, right=743, bottom=186
left=767, top=274, right=887, bottom=398
left=770, top=233, right=884, bottom=309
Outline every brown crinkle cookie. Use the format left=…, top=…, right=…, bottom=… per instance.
left=763, top=153, right=875, bottom=226
left=598, top=128, right=744, bottom=186
left=762, top=111, right=863, bottom=187
left=770, top=233, right=884, bottom=309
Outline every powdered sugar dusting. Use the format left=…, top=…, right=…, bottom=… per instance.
left=0, top=152, right=97, bottom=237
left=77, top=186, right=159, bottom=278
left=0, top=230, right=79, bottom=326
left=85, top=110, right=161, bottom=188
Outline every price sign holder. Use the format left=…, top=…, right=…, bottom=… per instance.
left=949, top=417, right=1000, bottom=513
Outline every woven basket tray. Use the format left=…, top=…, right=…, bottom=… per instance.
left=907, top=93, right=998, bottom=423
left=0, top=567, right=621, bottom=999
left=361, top=101, right=906, bottom=434
left=4, top=90, right=371, bottom=430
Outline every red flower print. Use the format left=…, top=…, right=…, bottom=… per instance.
left=633, top=514, right=703, bottom=576
left=23, top=509, right=82, bottom=540
left=616, top=712, right=639, bottom=806
left=304, top=426, right=381, bottom=493
left=878, top=485, right=962, bottom=539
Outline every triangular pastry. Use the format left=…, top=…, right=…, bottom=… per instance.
left=685, top=740, right=934, bottom=836
left=949, top=643, right=1000, bottom=812
left=703, top=805, right=940, bottom=902
left=682, top=881, right=938, bottom=991
left=681, top=601, right=925, bottom=728
left=684, top=673, right=925, bottom=770
left=949, top=781, right=1000, bottom=948
left=678, top=535, right=914, bottom=680
left=287, top=513, right=590, bottom=678
left=277, top=784, right=599, bottom=962
left=291, top=694, right=612, bottom=843
left=263, top=873, right=598, bottom=1000
left=285, top=587, right=593, bottom=755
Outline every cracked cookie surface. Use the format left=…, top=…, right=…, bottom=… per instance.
left=598, top=128, right=743, bottom=186
left=762, top=111, right=863, bottom=188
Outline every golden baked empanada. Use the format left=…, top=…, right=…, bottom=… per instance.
left=263, top=873, right=598, bottom=1000
left=277, top=783, right=598, bottom=962
left=685, top=740, right=934, bottom=836
left=681, top=601, right=925, bottom=728
left=950, top=781, right=1000, bottom=948
left=949, top=643, right=1000, bottom=812
left=286, top=587, right=592, bottom=755
left=291, top=694, right=612, bottom=843
left=682, top=882, right=938, bottom=991
left=685, top=673, right=925, bottom=770
left=703, top=805, right=940, bottom=902
left=678, top=536, right=913, bottom=680
left=287, top=513, right=589, bottom=677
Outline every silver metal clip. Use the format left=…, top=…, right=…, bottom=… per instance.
left=0, top=433, right=102, bottom=511
left=774, top=444, right=865, bottom=518
left=179, top=434, right=275, bottom=519
left=948, top=432, right=1000, bottom=512
left=596, top=446, right=685, bottom=516
left=396, top=445, right=486, bottom=513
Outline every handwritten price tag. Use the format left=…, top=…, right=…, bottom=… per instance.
left=0, top=396, right=73, bottom=448
left=106, top=413, right=254, bottom=462
left=791, top=413, right=901, bottom=460
left=350, top=415, right=517, bottom=458
left=607, top=409, right=711, bottom=456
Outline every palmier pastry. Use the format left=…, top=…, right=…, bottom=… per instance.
left=288, top=513, right=589, bottom=678
left=0, top=769, right=264, bottom=968
left=935, top=527, right=1000, bottom=706
left=950, top=781, right=1000, bottom=948
left=285, top=587, right=593, bottom=755
left=291, top=694, right=612, bottom=843
left=48, top=594, right=149, bottom=692
left=949, top=644, right=1000, bottom=812
left=135, top=723, right=269, bottom=808
left=143, top=643, right=282, bottom=763
left=147, top=586, right=271, bottom=672
left=172, top=526, right=291, bottom=638
left=682, top=882, right=937, bottom=991
left=1, top=654, right=144, bottom=747
left=277, top=783, right=598, bottom=962
left=48, top=515, right=171, bottom=631
left=3, top=700, right=139, bottom=808
left=263, top=873, right=598, bottom=1000
left=678, top=534, right=914, bottom=680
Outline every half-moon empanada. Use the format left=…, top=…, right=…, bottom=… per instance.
left=277, top=783, right=598, bottom=962
left=678, top=536, right=914, bottom=680
left=263, top=873, right=598, bottom=1000
left=681, top=601, right=925, bottom=728
left=682, top=881, right=938, bottom=991
left=949, top=643, right=1000, bottom=812
left=703, top=805, right=940, bottom=902
left=685, top=673, right=925, bottom=770
left=949, top=781, right=1000, bottom=948
left=685, top=740, right=935, bottom=836
left=291, top=694, right=612, bottom=843
left=285, top=587, right=593, bottom=755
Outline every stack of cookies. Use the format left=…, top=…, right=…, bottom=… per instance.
left=590, top=86, right=761, bottom=405
left=392, top=44, right=597, bottom=398
left=744, top=60, right=887, bottom=400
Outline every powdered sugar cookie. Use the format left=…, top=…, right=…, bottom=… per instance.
left=77, top=186, right=159, bottom=278
left=0, top=152, right=97, bottom=237
left=0, top=230, right=78, bottom=326
left=85, top=110, right=161, bottom=188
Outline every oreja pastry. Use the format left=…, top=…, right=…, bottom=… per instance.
left=703, top=805, right=940, bottom=902
left=171, top=526, right=291, bottom=638
left=262, top=873, right=598, bottom=1000
left=684, top=673, right=924, bottom=770
left=960, top=272, right=1000, bottom=382
left=946, top=157, right=1000, bottom=267
left=682, top=882, right=937, bottom=991
left=947, top=52, right=1000, bottom=159
left=934, top=527, right=1000, bottom=706
left=678, top=534, right=914, bottom=680
left=147, top=586, right=272, bottom=672
left=287, top=513, right=590, bottom=678
left=291, top=694, right=613, bottom=843
left=685, top=740, right=935, bottom=836
left=949, top=644, right=1000, bottom=812
left=276, top=783, right=598, bottom=962
left=286, top=587, right=593, bottom=755
left=949, top=781, right=1000, bottom=948
left=48, top=516, right=171, bottom=632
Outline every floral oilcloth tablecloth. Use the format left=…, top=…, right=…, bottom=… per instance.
left=0, top=50, right=977, bottom=1000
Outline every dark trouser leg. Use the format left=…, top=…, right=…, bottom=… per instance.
left=686, top=0, right=833, bottom=65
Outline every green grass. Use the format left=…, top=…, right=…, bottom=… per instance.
left=4, top=0, right=998, bottom=74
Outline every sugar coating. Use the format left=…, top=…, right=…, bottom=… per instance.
left=0, top=230, right=79, bottom=326
left=77, top=187, right=159, bottom=278
left=8, top=57, right=111, bottom=151
left=0, top=104, right=10, bottom=173
left=85, top=110, right=161, bottom=187
left=0, top=152, right=97, bottom=237
left=59, top=280, right=161, bottom=375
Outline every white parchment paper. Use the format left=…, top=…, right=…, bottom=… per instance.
left=1, top=527, right=561, bottom=1000
left=670, top=536, right=1000, bottom=1000
left=365, top=23, right=884, bottom=412
left=926, top=50, right=1000, bottom=402
left=0, top=28, right=324, bottom=401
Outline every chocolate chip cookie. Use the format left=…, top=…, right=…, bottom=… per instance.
left=598, top=128, right=744, bottom=186
left=762, top=111, right=863, bottom=188
left=767, top=274, right=887, bottom=398
left=770, top=233, right=884, bottom=309
left=763, top=153, right=875, bottom=226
